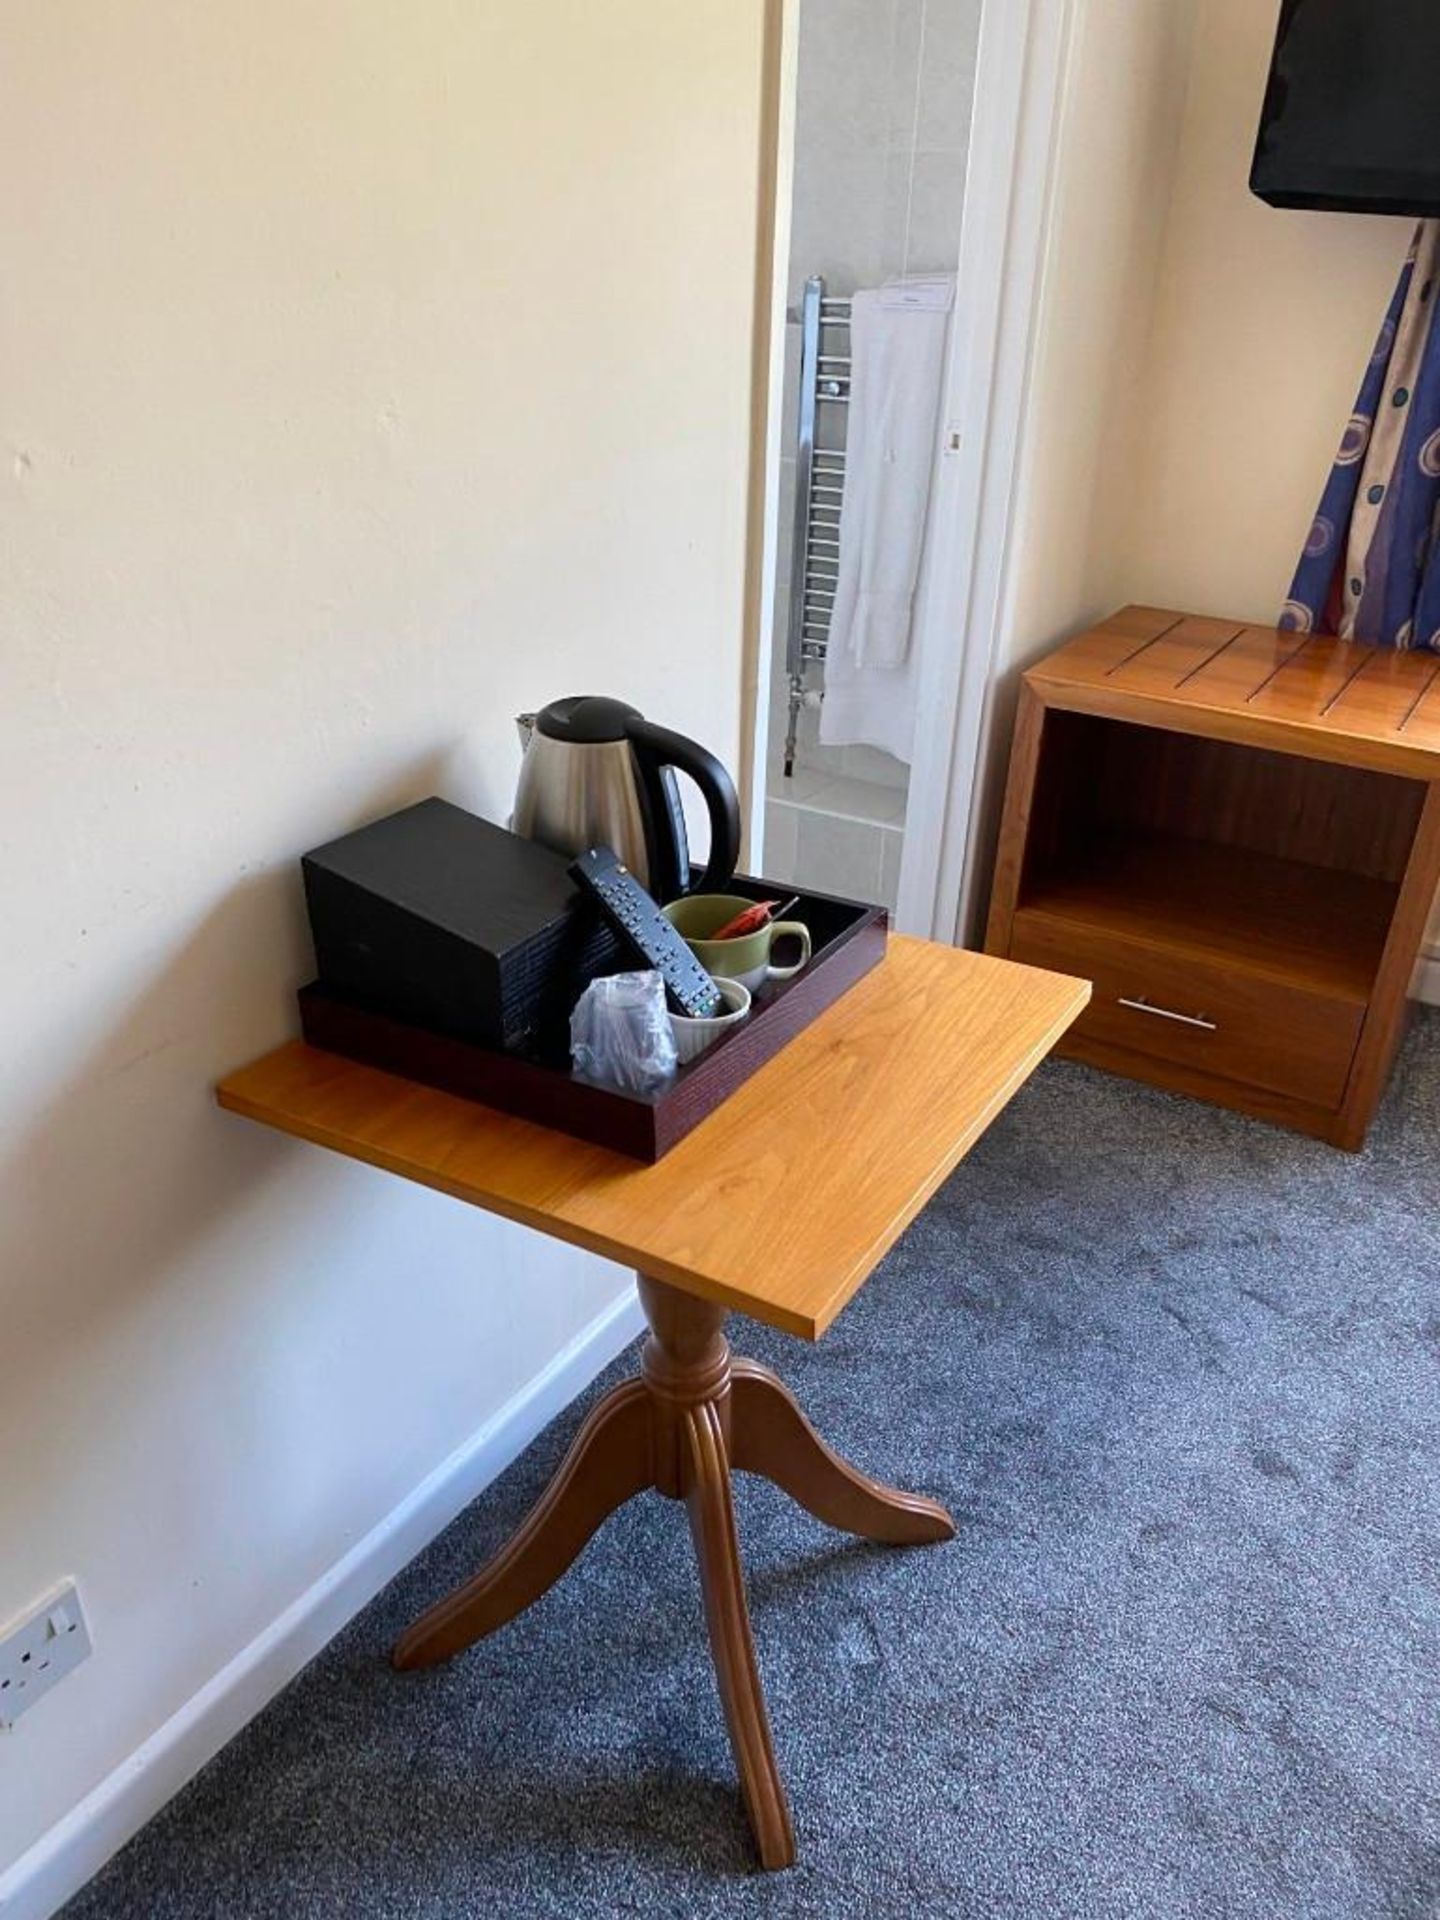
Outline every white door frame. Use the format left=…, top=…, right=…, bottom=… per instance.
left=741, top=0, right=798, bottom=853
left=898, top=0, right=1078, bottom=941
left=748, top=0, right=1078, bottom=944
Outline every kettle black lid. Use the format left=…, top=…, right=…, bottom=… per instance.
left=535, top=696, right=642, bottom=744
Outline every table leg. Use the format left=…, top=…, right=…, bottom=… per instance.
left=683, top=1396, right=795, bottom=1869
left=728, top=1360, right=955, bottom=1546
left=391, top=1272, right=954, bottom=1870
left=392, top=1379, right=653, bottom=1670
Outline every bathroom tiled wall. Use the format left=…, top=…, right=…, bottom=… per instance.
left=765, top=0, right=979, bottom=909
left=786, top=0, right=979, bottom=311
left=765, top=791, right=904, bottom=912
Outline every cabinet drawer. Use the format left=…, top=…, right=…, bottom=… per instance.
left=1009, top=914, right=1364, bottom=1109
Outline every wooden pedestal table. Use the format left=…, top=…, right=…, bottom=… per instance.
left=217, top=937, right=1088, bottom=1869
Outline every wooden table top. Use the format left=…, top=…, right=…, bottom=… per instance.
left=1030, top=604, right=1440, bottom=779
left=216, top=937, right=1088, bottom=1340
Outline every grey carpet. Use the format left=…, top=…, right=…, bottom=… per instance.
left=63, top=1016, right=1440, bottom=1920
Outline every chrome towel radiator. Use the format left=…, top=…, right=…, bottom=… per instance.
left=783, top=276, right=851, bottom=777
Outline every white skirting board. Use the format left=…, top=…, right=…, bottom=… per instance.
left=1415, top=943, right=1440, bottom=1007
left=0, top=1284, right=645, bottom=1920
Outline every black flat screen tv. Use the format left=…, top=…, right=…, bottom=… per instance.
left=1251, top=0, right=1440, bottom=217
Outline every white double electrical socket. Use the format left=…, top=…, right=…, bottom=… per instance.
left=0, top=1580, right=92, bottom=1728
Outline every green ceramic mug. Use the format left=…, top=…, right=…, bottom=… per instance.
left=662, top=894, right=812, bottom=995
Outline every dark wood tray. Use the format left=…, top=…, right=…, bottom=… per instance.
left=298, top=875, right=887, bottom=1161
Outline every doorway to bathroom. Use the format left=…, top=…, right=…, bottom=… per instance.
left=747, top=0, right=1072, bottom=945
left=757, top=0, right=982, bottom=919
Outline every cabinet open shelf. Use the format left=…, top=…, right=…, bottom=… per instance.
left=1019, top=831, right=1397, bottom=1004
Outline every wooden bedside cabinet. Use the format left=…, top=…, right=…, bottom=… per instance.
left=985, top=606, right=1440, bottom=1150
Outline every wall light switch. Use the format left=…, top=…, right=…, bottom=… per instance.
left=0, top=1580, right=91, bottom=1728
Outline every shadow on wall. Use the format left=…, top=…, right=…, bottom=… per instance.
left=0, top=749, right=456, bottom=1546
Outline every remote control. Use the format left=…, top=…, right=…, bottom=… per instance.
left=569, top=847, right=724, bottom=1019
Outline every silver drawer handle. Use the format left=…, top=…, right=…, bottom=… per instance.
left=1117, top=995, right=1218, bottom=1032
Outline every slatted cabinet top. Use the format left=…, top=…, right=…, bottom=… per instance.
left=1029, top=606, right=1440, bottom=779
left=217, top=938, right=1088, bottom=1341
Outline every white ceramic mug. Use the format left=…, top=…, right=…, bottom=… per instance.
left=669, top=977, right=752, bottom=1066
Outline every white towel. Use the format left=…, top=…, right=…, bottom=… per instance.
left=819, top=277, right=953, bottom=762
left=828, top=280, right=952, bottom=672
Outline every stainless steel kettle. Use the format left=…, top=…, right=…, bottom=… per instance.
left=513, top=697, right=742, bottom=902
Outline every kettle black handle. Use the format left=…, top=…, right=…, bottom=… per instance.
left=625, top=718, right=742, bottom=902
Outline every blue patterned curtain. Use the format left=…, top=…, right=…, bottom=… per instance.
left=1283, top=223, right=1440, bottom=652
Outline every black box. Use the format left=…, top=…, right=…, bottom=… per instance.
left=301, top=799, right=620, bottom=1056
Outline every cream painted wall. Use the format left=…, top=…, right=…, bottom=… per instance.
left=1005, top=0, right=1420, bottom=664
left=1125, top=0, right=1412, bottom=620
left=1006, top=0, right=1200, bottom=653
left=1125, top=0, right=1437, bottom=957
left=0, top=0, right=765, bottom=1880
